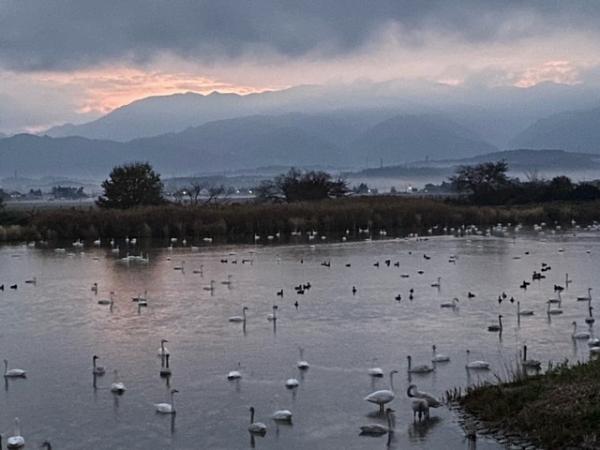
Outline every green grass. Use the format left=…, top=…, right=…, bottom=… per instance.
left=459, top=359, right=600, bottom=449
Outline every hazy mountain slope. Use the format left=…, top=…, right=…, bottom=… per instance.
left=0, top=134, right=130, bottom=177
left=42, top=81, right=600, bottom=146
left=510, top=106, right=600, bottom=152
left=350, top=114, right=497, bottom=165
left=445, top=149, right=600, bottom=169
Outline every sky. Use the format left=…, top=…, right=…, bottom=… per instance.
left=2, top=1, right=600, bottom=134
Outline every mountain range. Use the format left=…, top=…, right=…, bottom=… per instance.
left=0, top=113, right=497, bottom=177
left=3, top=81, right=600, bottom=178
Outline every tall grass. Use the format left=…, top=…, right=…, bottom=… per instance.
left=1, top=197, right=600, bottom=242
left=458, top=358, right=600, bottom=449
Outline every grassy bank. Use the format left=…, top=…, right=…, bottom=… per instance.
left=459, top=359, right=600, bottom=449
left=1, top=196, right=600, bottom=242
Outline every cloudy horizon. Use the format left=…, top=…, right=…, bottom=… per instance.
left=3, top=1, right=600, bottom=133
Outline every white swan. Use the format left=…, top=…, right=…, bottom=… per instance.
left=229, top=307, right=248, bottom=323
left=440, top=298, right=459, bottom=308
left=572, top=321, right=591, bottom=339
left=517, top=301, right=534, bottom=316
left=297, top=347, right=309, bottom=370
left=3, top=360, right=26, bottom=378
left=154, top=389, right=178, bottom=414
left=267, top=305, right=278, bottom=321
left=248, top=407, right=267, bottom=435
left=285, top=378, right=299, bottom=389
left=431, top=277, right=441, bottom=288
left=407, top=384, right=442, bottom=408
left=364, top=370, right=397, bottom=412
left=271, top=409, right=292, bottom=422
left=227, top=362, right=242, bottom=380
left=92, top=355, right=105, bottom=375
left=110, top=370, right=126, bottom=394
left=431, top=345, right=450, bottom=363
left=157, top=339, right=170, bottom=357
left=367, top=358, right=383, bottom=377
left=6, top=417, right=25, bottom=449
left=465, top=350, right=490, bottom=370
left=407, top=355, right=434, bottom=374
left=360, top=408, right=395, bottom=435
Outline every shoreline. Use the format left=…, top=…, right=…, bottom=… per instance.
left=455, top=359, right=600, bottom=449
left=2, top=197, right=600, bottom=243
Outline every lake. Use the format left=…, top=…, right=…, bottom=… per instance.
left=0, top=228, right=597, bottom=449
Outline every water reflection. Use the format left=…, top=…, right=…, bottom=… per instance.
left=0, top=232, right=598, bottom=449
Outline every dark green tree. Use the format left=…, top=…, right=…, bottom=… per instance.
left=97, top=162, right=164, bottom=209
left=255, top=169, right=348, bottom=202
left=449, top=160, right=510, bottom=203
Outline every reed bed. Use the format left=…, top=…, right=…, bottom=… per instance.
left=1, top=197, right=600, bottom=242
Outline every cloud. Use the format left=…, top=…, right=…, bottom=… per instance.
left=2, top=1, right=600, bottom=71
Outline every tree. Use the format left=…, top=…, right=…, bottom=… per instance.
left=97, top=162, right=164, bottom=209
left=449, top=161, right=510, bottom=203
left=257, top=168, right=348, bottom=202
left=546, top=176, right=574, bottom=201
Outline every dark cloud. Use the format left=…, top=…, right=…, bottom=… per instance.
left=2, top=1, right=600, bottom=71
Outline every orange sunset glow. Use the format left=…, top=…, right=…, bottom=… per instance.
left=36, top=68, right=274, bottom=114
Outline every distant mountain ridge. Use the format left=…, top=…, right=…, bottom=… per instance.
left=1, top=112, right=497, bottom=177
left=510, top=106, right=600, bottom=153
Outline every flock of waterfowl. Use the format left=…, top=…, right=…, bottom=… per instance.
left=1, top=220, right=600, bottom=448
